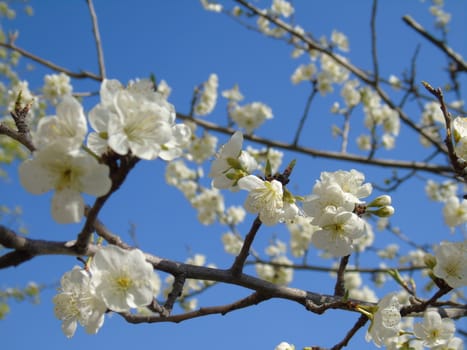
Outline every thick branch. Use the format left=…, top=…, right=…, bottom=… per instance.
left=1, top=225, right=465, bottom=319
left=0, top=225, right=96, bottom=268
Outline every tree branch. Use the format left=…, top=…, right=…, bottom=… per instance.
left=176, top=113, right=452, bottom=176
left=230, top=216, right=262, bottom=276
left=121, top=291, right=270, bottom=324
left=86, top=0, right=106, bottom=79
left=0, top=42, right=101, bottom=81
left=402, top=15, right=467, bottom=72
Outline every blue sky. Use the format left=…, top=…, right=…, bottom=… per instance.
left=1, top=1, right=466, bottom=349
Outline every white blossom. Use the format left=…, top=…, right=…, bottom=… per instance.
left=311, top=209, right=366, bottom=257
left=32, top=95, right=86, bottom=150
left=413, top=309, right=455, bottom=347
left=431, top=337, right=464, bottom=350
left=199, top=0, right=222, bottom=13
left=230, top=102, right=273, bottom=134
left=275, top=341, right=295, bottom=350
left=221, top=232, right=243, bottom=255
left=222, top=84, right=244, bottom=102
left=365, top=293, right=402, bottom=347
left=442, top=196, right=467, bottom=228
left=188, top=133, right=218, bottom=164
left=271, top=0, right=294, bottom=18
left=156, top=79, right=171, bottom=99
left=191, top=187, right=225, bottom=225
left=208, top=131, right=257, bottom=190
left=331, top=30, right=349, bottom=52
left=238, top=175, right=297, bottom=225
left=88, top=79, right=183, bottom=160
left=291, top=63, right=316, bottom=84
left=90, top=245, right=160, bottom=312
left=42, top=73, right=72, bottom=104
left=194, top=73, right=218, bottom=116
left=53, top=267, right=106, bottom=338
left=425, top=180, right=458, bottom=202
left=303, top=169, right=372, bottom=227
left=256, top=255, right=293, bottom=285
left=286, top=216, right=319, bottom=257
left=19, top=144, right=111, bottom=223
left=432, top=240, right=467, bottom=288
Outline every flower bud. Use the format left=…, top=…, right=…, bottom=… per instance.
left=367, top=195, right=392, bottom=208
left=423, top=253, right=436, bottom=269
left=369, top=205, right=394, bottom=217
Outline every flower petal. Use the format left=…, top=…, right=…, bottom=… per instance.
left=51, top=188, right=84, bottom=223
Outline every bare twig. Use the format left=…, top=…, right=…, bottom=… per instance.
left=0, top=42, right=101, bottom=81
left=293, top=83, right=317, bottom=145
left=86, top=0, right=106, bottom=79
left=121, top=291, right=270, bottom=324
left=370, top=0, right=379, bottom=87
left=330, top=314, right=369, bottom=350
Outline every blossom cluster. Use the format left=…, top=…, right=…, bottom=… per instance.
left=53, top=245, right=160, bottom=338
left=18, top=78, right=191, bottom=223
left=303, top=170, right=376, bottom=257
left=364, top=292, right=463, bottom=349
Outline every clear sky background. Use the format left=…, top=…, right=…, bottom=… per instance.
left=1, top=1, right=466, bottom=349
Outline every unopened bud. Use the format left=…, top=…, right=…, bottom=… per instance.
left=424, top=253, right=436, bottom=269
left=368, top=195, right=392, bottom=208
left=369, top=205, right=394, bottom=217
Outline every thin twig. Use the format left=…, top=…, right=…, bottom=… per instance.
left=121, top=291, right=270, bottom=324
left=0, top=42, right=101, bottom=81
left=293, top=83, right=317, bottom=145
left=86, top=0, right=106, bottom=79
left=370, top=0, right=379, bottom=87
left=330, top=314, right=369, bottom=350
left=176, top=112, right=452, bottom=176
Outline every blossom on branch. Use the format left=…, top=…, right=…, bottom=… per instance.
left=53, top=267, right=106, bottom=338
left=413, top=309, right=455, bottom=347
left=89, top=245, right=160, bottom=312
left=32, top=95, right=87, bottom=150
left=432, top=240, right=467, bottom=288
left=88, top=79, right=190, bottom=160
left=208, top=131, right=257, bottom=190
left=238, top=175, right=298, bottom=225
left=230, top=102, right=273, bottom=134
left=194, top=73, right=218, bottom=116
left=19, top=144, right=111, bottom=223
left=365, top=293, right=402, bottom=347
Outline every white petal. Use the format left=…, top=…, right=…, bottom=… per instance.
left=19, top=158, right=54, bottom=194
left=238, top=175, right=264, bottom=191
left=101, top=79, right=123, bottom=106
left=80, top=161, right=112, bottom=197
left=51, top=189, right=84, bottom=223
left=62, top=319, right=77, bottom=338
